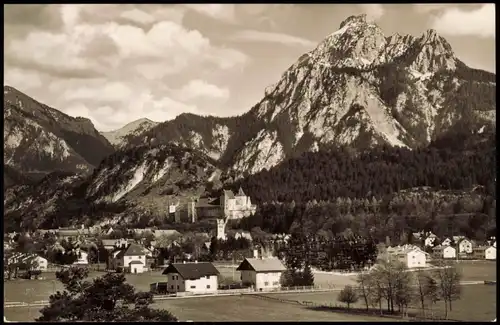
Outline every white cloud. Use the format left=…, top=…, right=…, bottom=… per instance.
left=177, top=80, right=230, bottom=102
left=4, top=67, right=44, bottom=91
left=120, top=8, right=156, bottom=25
left=183, top=4, right=236, bottom=23
left=430, top=4, right=495, bottom=38
left=359, top=4, right=385, bottom=22
left=230, top=30, right=316, bottom=48
left=4, top=5, right=248, bottom=131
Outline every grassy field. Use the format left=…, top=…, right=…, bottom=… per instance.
left=151, top=295, right=395, bottom=321
left=263, top=283, right=496, bottom=322
left=4, top=261, right=496, bottom=322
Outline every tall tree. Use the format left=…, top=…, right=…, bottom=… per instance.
left=37, top=267, right=177, bottom=322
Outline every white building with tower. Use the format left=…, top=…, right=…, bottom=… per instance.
left=220, top=188, right=257, bottom=220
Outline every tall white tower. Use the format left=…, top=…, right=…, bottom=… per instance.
left=216, top=218, right=227, bottom=240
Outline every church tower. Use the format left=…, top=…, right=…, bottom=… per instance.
left=216, top=218, right=227, bottom=240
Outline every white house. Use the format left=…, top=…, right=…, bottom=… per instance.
left=485, top=246, right=496, bottom=260
left=424, top=233, right=438, bottom=247
left=236, top=255, right=286, bottom=291
left=458, top=238, right=473, bottom=254
left=162, top=262, right=219, bottom=294
left=7, top=253, right=48, bottom=271
left=73, top=250, right=89, bottom=265
left=388, top=247, right=427, bottom=268
left=111, top=243, right=147, bottom=273
left=432, top=245, right=456, bottom=259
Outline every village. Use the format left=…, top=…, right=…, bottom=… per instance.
left=3, top=189, right=498, bottom=323
left=4, top=189, right=497, bottom=297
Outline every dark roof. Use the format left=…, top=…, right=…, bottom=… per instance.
left=236, top=258, right=286, bottom=272
left=129, top=260, right=144, bottom=265
left=162, top=262, right=219, bottom=279
left=116, top=243, right=145, bottom=259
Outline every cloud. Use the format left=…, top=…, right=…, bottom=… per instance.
left=177, top=80, right=230, bottom=102
left=359, top=4, right=385, bottom=22
left=183, top=4, right=236, bottom=23
left=430, top=4, right=495, bottom=38
left=120, top=8, right=156, bottom=25
left=4, top=4, right=248, bottom=131
left=230, top=30, right=316, bottom=48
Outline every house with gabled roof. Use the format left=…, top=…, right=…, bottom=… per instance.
left=236, top=255, right=286, bottom=291
left=162, top=262, right=219, bottom=294
left=109, top=243, right=147, bottom=273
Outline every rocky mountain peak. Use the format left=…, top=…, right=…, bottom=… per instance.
left=339, top=14, right=368, bottom=29
left=313, top=14, right=385, bottom=69
left=409, top=28, right=456, bottom=73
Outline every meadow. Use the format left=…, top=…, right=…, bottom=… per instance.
left=3, top=260, right=496, bottom=322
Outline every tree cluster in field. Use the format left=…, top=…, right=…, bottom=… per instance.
left=339, top=260, right=462, bottom=320
left=226, top=130, right=495, bottom=204
left=280, top=229, right=378, bottom=275
left=37, top=267, right=177, bottom=322
left=232, top=190, right=496, bottom=249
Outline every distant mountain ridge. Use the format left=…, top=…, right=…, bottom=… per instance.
left=3, top=86, right=115, bottom=186
left=101, top=118, right=159, bottom=148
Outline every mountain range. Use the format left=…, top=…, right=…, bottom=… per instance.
left=3, top=14, right=496, bottom=231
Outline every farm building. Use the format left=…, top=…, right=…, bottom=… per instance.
left=162, top=262, right=219, bottom=294
left=236, top=255, right=286, bottom=291
left=432, top=245, right=456, bottom=259
left=109, top=243, right=147, bottom=273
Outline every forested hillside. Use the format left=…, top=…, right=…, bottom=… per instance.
left=224, top=127, right=496, bottom=204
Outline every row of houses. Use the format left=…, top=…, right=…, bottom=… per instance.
left=432, top=244, right=496, bottom=260
left=162, top=249, right=286, bottom=294
left=413, top=232, right=496, bottom=253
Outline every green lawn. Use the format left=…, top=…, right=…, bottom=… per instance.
left=263, top=283, right=496, bottom=322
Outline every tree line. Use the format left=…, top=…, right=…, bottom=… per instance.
left=232, top=191, right=496, bottom=247
left=338, top=260, right=462, bottom=320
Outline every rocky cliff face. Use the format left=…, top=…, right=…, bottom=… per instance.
left=4, top=86, right=115, bottom=185
left=123, top=14, right=495, bottom=176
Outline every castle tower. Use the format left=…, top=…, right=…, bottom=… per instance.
left=216, top=218, right=227, bottom=240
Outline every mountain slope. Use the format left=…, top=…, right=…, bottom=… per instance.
left=101, top=118, right=159, bottom=148
left=123, top=14, right=495, bottom=176
left=4, top=144, right=221, bottom=231
left=223, top=125, right=496, bottom=204
left=4, top=86, right=115, bottom=183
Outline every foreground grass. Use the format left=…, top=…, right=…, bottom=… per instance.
left=263, top=284, right=496, bottom=322
left=151, top=295, right=394, bottom=322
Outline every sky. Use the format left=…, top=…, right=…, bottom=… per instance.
left=4, top=4, right=496, bottom=132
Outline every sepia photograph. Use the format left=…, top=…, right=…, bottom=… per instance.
left=3, top=3, right=496, bottom=322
